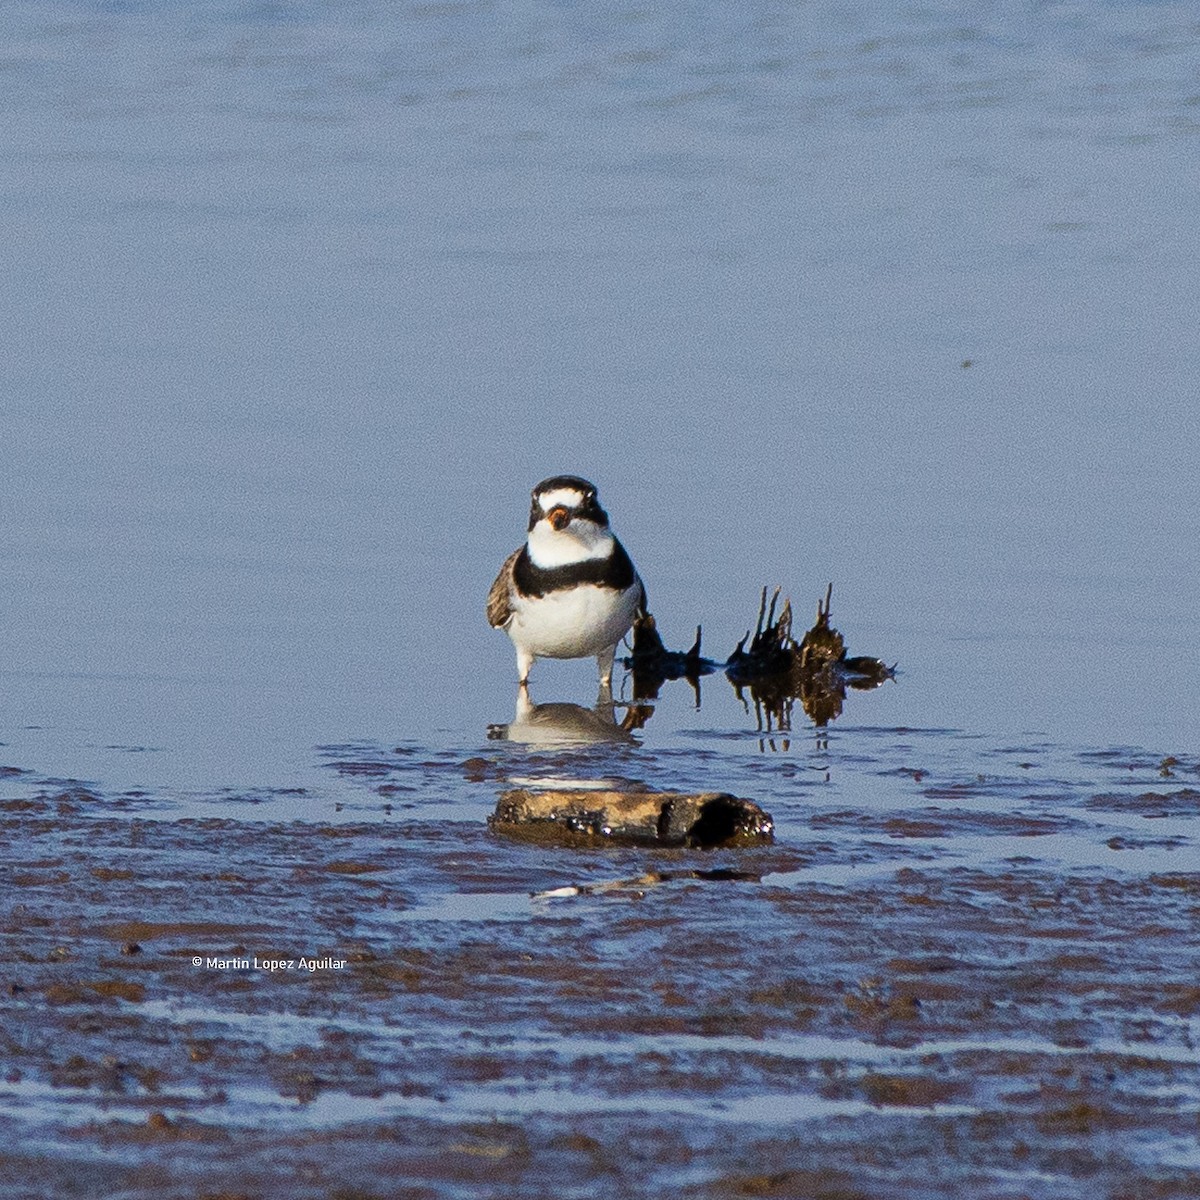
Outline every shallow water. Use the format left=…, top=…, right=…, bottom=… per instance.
left=1, top=1, right=1199, bottom=1196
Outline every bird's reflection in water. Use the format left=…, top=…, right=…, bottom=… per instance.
left=487, top=683, right=652, bottom=746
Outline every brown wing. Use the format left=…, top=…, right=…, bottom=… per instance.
left=486, top=548, right=522, bottom=628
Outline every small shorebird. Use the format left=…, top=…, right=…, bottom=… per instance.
left=486, top=475, right=645, bottom=686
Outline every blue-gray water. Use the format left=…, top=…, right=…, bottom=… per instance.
left=3, top=1, right=1198, bottom=797
left=3, top=7, right=1200, bottom=1197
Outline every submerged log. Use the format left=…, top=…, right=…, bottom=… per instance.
left=490, top=788, right=774, bottom=850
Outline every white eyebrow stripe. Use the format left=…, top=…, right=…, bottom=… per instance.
left=538, top=488, right=586, bottom=511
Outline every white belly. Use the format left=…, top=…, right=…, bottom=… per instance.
left=507, top=583, right=639, bottom=660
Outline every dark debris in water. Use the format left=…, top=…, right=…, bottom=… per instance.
left=626, top=584, right=895, bottom=729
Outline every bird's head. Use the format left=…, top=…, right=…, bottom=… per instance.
left=526, top=475, right=614, bottom=566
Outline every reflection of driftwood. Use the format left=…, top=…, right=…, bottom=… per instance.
left=490, top=788, right=774, bottom=849
left=627, top=584, right=894, bottom=729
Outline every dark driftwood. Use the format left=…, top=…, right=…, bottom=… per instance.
left=490, top=788, right=774, bottom=849
left=625, top=612, right=717, bottom=704
left=626, top=584, right=895, bottom=729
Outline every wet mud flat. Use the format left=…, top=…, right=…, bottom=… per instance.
left=2, top=746, right=1199, bottom=1200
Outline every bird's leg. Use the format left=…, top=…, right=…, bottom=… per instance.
left=596, top=644, right=616, bottom=688
left=516, top=648, right=535, bottom=685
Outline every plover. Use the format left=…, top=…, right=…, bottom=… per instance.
left=486, top=475, right=645, bottom=686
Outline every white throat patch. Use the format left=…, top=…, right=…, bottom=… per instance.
left=527, top=518, right=614, bottom=568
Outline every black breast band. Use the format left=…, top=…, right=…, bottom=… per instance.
left=514, top=539, right=638, bottom=598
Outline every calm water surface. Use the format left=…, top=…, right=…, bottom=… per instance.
left=2, top=5, right=1200, bottom=1195
left=2, top=1, right=1198, bottom=796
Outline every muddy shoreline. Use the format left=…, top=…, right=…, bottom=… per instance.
left=2, top=744, right=1199, bottom=1199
